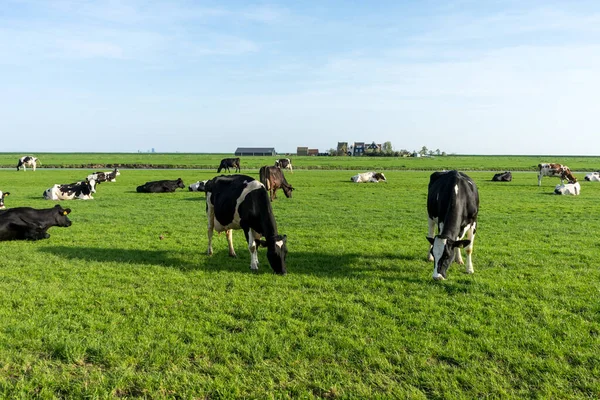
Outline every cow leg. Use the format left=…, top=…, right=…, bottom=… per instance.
left=427, top=217, right=436, bottom=261
left=538, top=172, right=542, bottom=186
left=246, top=229, right=259, bottom=271
left=207, top=208, right=215, bottom=256
left=464, top=223, right=476, bottom=274
left=226, top=229, right=236, bottom=257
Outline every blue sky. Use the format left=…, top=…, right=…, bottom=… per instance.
left=2, top=1, right=600, bottom=155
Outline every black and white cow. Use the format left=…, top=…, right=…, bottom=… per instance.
left=43, top=180, right=96, bottom=200
left=87, top=168, right=120, bottom=183
left=492, top=171, right=512, bottom=182
left=427, top=170, right=479, bottom=280
left=205, top=174, right=287, bottom=274
left=189, top=180, right=208, bottom=192
left=0, top=204, right=72, bottom=241
left=275, top=158, right=293, bottom=173
left=16, top=156, right=40, bottom=171
left=0, top=190, right=10, bottom=209
left=351, top=171, right=387, bottom=183
left=584, top=172, right=600, bottom=182
left=555, top=181, right=581, bottom=195
left=217, top=158, right=241, bottom=173
left=136, top=178, right=185, bottom=193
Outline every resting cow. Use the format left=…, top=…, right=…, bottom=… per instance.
left=217, top=158, right=241, bottom=173
left=0, top=205, right=72, bottom=241
left=492, top=171, right=512, bottom=182
left=189, top=180, right=208, bottom=192
left=555, top=182, right=581, bottom=195
left=87, top=168, right=120, bottom=184
left=43, top=180, right=96, bottom=200
left=16, top=156, right=40, bottom=171
left=0, top=191, right=10, bottom=209
left=136, top=178, right=185, bottom=193
left=351, top=172, right=387, bottom=183
left=585, top=172, right=600, bottom=182
left=427, top=170, right=479, bottom=280
left=205, top=174, right=287, bottom=274
left=538, top=163, right=577, bottom=186
left=259, top=166, right=294, bottom=201
left=275, top=158, right=293, bottom=173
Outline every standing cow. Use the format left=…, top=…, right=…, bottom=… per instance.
left=259, top=166, right=294, bottom=201
left=16, top=156, right=40, bottom=171
left=275, top=158, right=293, bottom=173
left=0, top=191, right=10, bottom=209
left=538, top=163, right=577, bottom=186
left=427, top=170, right=479, bottom=280
left=204, top=174, right=287, bottom=274
left=217, top=158, right=241, bottom=173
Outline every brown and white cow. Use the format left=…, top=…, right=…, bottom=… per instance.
left=538, top=163, right=577, bottom=186
left=259, top=166, right=294, bottom=201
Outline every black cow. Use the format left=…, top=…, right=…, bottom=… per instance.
left=136, top=178, right=185, bottom=193
left=0, top=205, right=72, bottom=241
left=492, top=171, right=512, bottom=182
left=259, top=166, right=294, bottom=201
left=427, top=170, right=479, bottom=280
left=0, top=190, right=10, bottom=209
left=217, top=158, right=241, bottom=173
left=205, top=174, right=287, bottom=274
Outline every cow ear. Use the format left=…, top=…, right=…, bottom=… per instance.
left=4, top=192, right=9, bottom=196
left=452, top=239, right=470, bottom=248
left=64, top=208, right=72, bottom=215
left=426, top=236, right=435, bottom=245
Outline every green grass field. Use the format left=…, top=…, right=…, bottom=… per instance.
left=0, top=158, right=599, bottom=398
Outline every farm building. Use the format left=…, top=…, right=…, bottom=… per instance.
left=308, top=149, right=319, bottom=156
left=297, top=147, right=309, bottom=156
left=235, top=147, right=276, bottom=156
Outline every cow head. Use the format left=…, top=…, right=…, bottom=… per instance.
left=561, top=168, right=577, bottom=184
left=189, top=180, right=208, bottom=192
left=282, top=183, right=295, bottom=198
left=427, top=236, right=470, bottom=280
left=53, top=205, right=73, bottom=227
left=177, top=178, right=185, bottom=189
left=86, top=179, right=97, bottom=194
left=374, top=172, right=387, bottom=182
left=261, top=235, right=287, bottom=275
left=0, top=191, right=9, bottom=209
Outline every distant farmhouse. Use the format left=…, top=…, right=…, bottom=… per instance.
left=235, top=147, right=276, bottom=156
left=336, top=141, right=382, bottom=156
left=297, top=147, right=308, bottom=156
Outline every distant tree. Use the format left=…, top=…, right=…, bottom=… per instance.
left=435, top=149, right=441, bottom=156
left=383, top=141, right=393, bottom=154
left=442, top=151, right=447, bottom=156
left=419, top=146, right=428, bottom=156
left=328, top=148, right=337, bottom=156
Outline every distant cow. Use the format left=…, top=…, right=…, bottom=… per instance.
left=189, top=180, right=208, bottom=192
left=427, top=170, right=479, bottom=280
left=0, top=204, right=72, bottom=241
left=0, top=191, right=10, bottom=209
left=584, top=172, right=600, bottom=182
left=259, top=166, right=294, bottom=201
left=217, top=158, right=241, bottom=173
left=87, top=168, right=120, bottom=184
left=44, top=180, right=96, bottom=200
left=205, top=174, right=287, bottom=274
left=555, top=181, right=581, bottom=195
left=492, top=171, right=512, bottom=182
left=351, top=171, right=387, bottom=183
left=275, top=158, right=293, bottom=173
left=136, top=178, right=185, bottom=193
left=538, top=163, right=577, bottom=186
left=16, top=156, right=40, bottom=171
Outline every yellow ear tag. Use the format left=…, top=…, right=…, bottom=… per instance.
left=63, top=211, right=68, bottom=216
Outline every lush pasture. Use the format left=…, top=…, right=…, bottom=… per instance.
left=0, top=164, right=599, bottom=398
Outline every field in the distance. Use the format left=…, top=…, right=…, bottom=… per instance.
left=0, top=157, right=599, bottom=398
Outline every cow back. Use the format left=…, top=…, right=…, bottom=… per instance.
left=428, top=171, right=479, bottom=230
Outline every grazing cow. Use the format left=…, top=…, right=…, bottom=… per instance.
left=43, top=180, right=96, bottom=200
left=0, top=191, right=10, bottom=209
left=492, top=171, right=512, bottom=182
left=136, top=178, right=185, bottom=193
left=351, top=171, right=387, bottom=183
left=16, top=156, right=40, bottom=171
left=189, top=180, right=208, bottom=192
left=585, top=172, right=600, bottom=182
left=217, top=158, right=241, bottom=173
left=427, top=170, right=479, bottom=280
left=0, top=204, right=72, bottom=241
left=555, top=181, right=581, bottom=195
left=205, top=174, right=287, bottom=274
left=275, top=158, right=293, bottom=173
left=538, top=163, right=577, bottom=186
left=87, top=168, right=120, bottom=184
left=259, top=166, right=294, bottom=201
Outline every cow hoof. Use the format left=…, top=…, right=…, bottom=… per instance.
left=433, top=274, right=445, bottom=281
left=229, top=253, right=237, bottom=258
left=466, top=269, right=474, bottom=274
left=207, top=250, right=213, bottom=256
left=428, top=255, right=434, bottom=262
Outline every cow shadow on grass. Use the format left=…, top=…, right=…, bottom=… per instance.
left=38, top=245, right=427, bottom=281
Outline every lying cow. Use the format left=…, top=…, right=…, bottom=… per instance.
left=16, top=156, right=40, bottom=171
left=87, top=168, right=120, bottom=183
left=555, top=182, right=581, bottom=195
left=585, top=172, right=600, bottom=182
left=205, top=174, right=287, bottom=274
left=275, top=158, right=293, bottom=173
left=427, top=170, right=479, bottom=280
left=43, top=180, right=96, bottom=200
left=136, top=178, right=185, bottom=193
left=351, top=171, right=387, bottom=183
left=492, top=171, right=512, bottom=182
left=217, top=157, right=241, bottom=173
left=259, top=166, right=294, bottom=201
left=0, top=190, right=10, bottom=209
left=0, top=204, right=72, bottom=241
left=538, top=163, right=577, bottom=186
left=189, top=180, right=208, bottom=192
